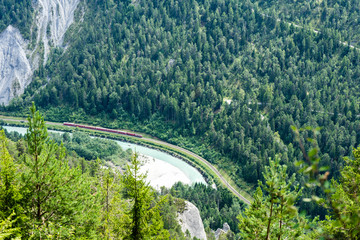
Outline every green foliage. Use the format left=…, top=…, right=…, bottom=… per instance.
left=158, top=195, right=187, bottom=239
left=98, top=167, right=129, bottom=239
left=0, top=130, right=24, bottom=224
left=0, top=0, right=33, bottom=38
left=169, top=182, right=244, bottom=234
left=21, top=103, right=100, bottom=238
left=329, top=147, right=360, bottom=238
left=253, top=0, right=360, bottom=48
left=50, top=131, right=132, bottom=165
left=122, top=152, right=170, bottom=239
left=293, top=126, right=360, bottom=239
left=0, top=105, right=183, bottom=238
left=0, top=212, right=20, bottom=240
left=238, top=157, right=309, bottom=239
left=11, top=1, right=359, bottom=213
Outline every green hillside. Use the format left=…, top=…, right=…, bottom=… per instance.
left=0, top=0, right=33, bottom=38
left=2, top=0, right=360, bottom=237
left=255, top=0, right=360, bottom=48
left=13, top=0, right=358, bottom=190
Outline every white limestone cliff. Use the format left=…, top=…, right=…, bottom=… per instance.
left=33, top=0, right=80, bottom=64
left=0, top=0, right=81, bottom=105
left=0, top=26, right=32, bottom=105
left=177, top=201, right=207, bottom=240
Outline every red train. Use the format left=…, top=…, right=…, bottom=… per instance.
left=63, top=122, right=142, bottom=138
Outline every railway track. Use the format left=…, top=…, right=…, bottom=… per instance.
left=0, top=115, right=252, bottom=204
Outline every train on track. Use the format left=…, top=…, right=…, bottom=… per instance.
left=63, top=122, right=143, bottom=138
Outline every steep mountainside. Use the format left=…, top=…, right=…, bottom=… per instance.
left=3, top=0, right=360, bottom=217
left=0, top=0, right=80, bottom=105
left=32, top=0, right=81, bottom=64
left=254, top=0, right=360, bottom=48
left=0, top=26, right=32, bottom=105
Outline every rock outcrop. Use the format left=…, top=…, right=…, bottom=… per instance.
left=33, top=0, right=81, bottom=63
left=214, top=223, right=231, bottom=240
left=0, top=0, right=81, bottom=105
left=177, top=201, right=207, bottom=240
left=0, top=26, right=32, bottom=105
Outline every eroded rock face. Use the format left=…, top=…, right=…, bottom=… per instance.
left=177, top=201, right=207, bottom=240
left=214, top=222, right=231, bottom=240
left=0, top=0, right=81, bottom=105
left=0, top=26, right=32, bottom=105
left=34, top=0, right=81, bottom=63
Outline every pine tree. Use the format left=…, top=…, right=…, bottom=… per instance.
left=0, top=212, right=21, bottom=240
left=99, top=166, right=129, bottom=239
left=122, top=152, right=169, bottom=240
left=0, top=130, right=25, bottom=234
left=21, top=103, right=98, bottom=238
left=318, top=146, right=360, bottom=239
left=238, top=157, right=308, bottom=240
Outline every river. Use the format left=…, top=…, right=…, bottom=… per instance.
left=2, top=126, right=206, bottom=189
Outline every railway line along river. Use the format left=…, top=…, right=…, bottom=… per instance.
left=2, top=125, right=207, bottom=190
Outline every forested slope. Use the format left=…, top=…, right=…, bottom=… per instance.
left=0, top=0, right=33, bottom=38
left=6, top=0, right=360, bottom=211
left=0, top=105, right=189, bottom=239
left=254, top=0, right=360, bottom=48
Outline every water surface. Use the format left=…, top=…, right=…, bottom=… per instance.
left=3, top=125, right=206, bottom=189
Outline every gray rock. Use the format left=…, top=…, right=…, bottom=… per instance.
left=0, top=0, right=81, bottom=105
left=177, top=201, right=207, bottom=240
left=214, top=228, right=226, bottom=239
left=222, top=222, right=230, bottom=233
left=0, top=26, right=32, bottom=105
left=33, top=0, right=81, bottom=64
left=214, top=222, right=231, bottom=239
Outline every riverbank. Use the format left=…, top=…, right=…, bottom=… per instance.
left=0, top=116, right=252, bottom=204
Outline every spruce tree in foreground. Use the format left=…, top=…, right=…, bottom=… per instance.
left=122, top=152, right=169, bottom=239
left=21, top=103, right=99, bottom=238
left=0, top=131, right=23, bottom=239
left=292, top=126, right=360, bottom=239
left=313, top=146, right=360, bottom=239
left=0, top=212, right=21, bottom=240
left=238, top=157, right=309, bottom=239
left=99, top=166, right=129, bottom=239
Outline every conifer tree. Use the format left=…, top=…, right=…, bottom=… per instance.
left=122, top=152, right=169, bottom=240
left=0, top=130, right=25, bottom=236
left=0, top=212, right=21, bottom=240
left=238, top=157, right=308, bottom=240
left=21, top=103, right=98, bottom=237
left=315, top=146, right=360, bottom=239
left=99, top=166, right=129, bottom=239
left=293, top=126, right=360, bottom=239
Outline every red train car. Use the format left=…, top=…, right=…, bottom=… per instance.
left=63, top=122, right=142, bottom=138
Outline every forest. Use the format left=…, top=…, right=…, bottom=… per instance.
left=0, top=0, right=32, bottom=38
left=0, top=0, right=359, bottom=238
left=0, top=105, right=185, bottom=239
left=5, top=0, right=359, bottom=214
left=0, top=105, right=359, bottom=239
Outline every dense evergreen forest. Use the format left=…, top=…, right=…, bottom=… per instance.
left=0, top=0, right=32, bottom=38
left=0, top=105, right=188, bottom=239
left=9, top=0, right=358, bottom=200
left=1, top=106, right=359, bottom=239
left=2, top=0, right=360, bottom=237
left=255, top=0, right=360, bottom=48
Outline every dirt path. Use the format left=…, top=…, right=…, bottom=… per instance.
left=0, top=116, right=251, bottom=204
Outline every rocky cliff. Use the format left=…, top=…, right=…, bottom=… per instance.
left=0, top=26, right=32, bottom=105
left=177, top=201, right=207, bottom=240
left=0, top=0, right=80, bottom=105
left=33, top=0, right=80, bottom=64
